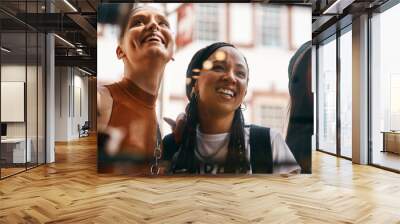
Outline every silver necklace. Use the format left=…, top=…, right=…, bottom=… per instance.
left=194, top=134, right=228, bottom=164
left=150, top=125, right=162, bottom=175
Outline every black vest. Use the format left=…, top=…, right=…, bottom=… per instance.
left=162, top=125, right=273, bottom=174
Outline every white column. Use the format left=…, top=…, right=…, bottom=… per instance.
left=46, top=33, right=55, bottom=163
left=352, top=14, right=369, bottom=164
left=45, top=1, right=56, bottom=163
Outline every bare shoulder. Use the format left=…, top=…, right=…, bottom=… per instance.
left=97, top=86, right=113, bottom=131
left=98, top=86, right=113, bottom=105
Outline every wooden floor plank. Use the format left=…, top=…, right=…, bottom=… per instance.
left=0, top=135, right=400, bottom=223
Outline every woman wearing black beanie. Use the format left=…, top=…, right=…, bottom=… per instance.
left=162, top=42, right=300, bottom=174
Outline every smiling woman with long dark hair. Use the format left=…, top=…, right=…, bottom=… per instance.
left=162, top=42, right=300, bottom=174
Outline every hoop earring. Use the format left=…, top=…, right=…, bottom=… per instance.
left=240, top=103, right=247, bottom=111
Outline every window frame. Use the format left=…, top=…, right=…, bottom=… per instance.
left=315, top=21, right=352, bottom=161
left=368, top=0, right=400, bottom=173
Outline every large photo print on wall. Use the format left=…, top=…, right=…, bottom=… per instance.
left=97, top=3, right=312, bottom=175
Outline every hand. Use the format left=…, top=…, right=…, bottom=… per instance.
left=98, top=126, right=126, bottom=157
left=163, top=113, right=186, bottom=144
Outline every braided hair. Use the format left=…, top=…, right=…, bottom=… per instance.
left=171, top=42, right=250, bottom=173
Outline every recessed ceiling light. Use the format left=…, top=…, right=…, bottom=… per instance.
left=78, top=67, right=92, bottom=76
left=322, top=0, right=355, bottom=15
left=54, top=34, right=75, bottom=48
left=1, top=47, right=11, bottom=53
left=63, top=0, right=78, bottom=12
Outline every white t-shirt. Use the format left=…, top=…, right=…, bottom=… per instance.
left=195, top=126, right=301, bottom=174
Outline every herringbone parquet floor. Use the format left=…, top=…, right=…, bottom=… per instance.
left=1, top=135, right=400, bottom=223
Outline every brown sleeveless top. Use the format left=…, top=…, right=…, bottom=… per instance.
left=105, top=78, right=158, bottom=162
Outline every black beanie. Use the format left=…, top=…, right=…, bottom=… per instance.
left=185, top=42, right=235, bottom=99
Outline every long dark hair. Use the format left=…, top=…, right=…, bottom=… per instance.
left=286, top=41, right=313, bottom=173
left=171, top=95, right=250, bottom=173
left=171, top=42, right=250, bottom=173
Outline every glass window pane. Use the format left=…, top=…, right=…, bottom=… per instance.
left=1, top=30, right=27, bottom=177
left=1, top=1, right=46, bottom=179
left=27, top=31, right=38, bottom=169
left=371, top=3, right=400, bottom=171
left=195, top=4, right=219, bottom=41
left=340, top=29, right=352, bottom=158
left=38, top=32, right=45, bottom=165
left=262, top=5, right=282, bottom=47
left=318, top=37, right=337, bottom=154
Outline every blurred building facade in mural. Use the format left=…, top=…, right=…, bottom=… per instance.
left=97, top=3, right=311, bottom=137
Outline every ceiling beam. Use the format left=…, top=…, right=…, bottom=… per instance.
left=67, top=13, right=97, bottom=39
left=55, top=55, right=96, bottom=73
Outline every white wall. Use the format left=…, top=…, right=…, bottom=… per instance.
left=1, top=65, right=26, bottom=142
left=1, top=64, right=45, bottom=163
left=1, top=65, right=35, bottom=138
left=72, top=73, right=89, bottom=138
left=54, top=67, right=89, bottom=141
left=55, top=66, right=69, bottom=141
left=1, top=65, right=25, bottom=128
